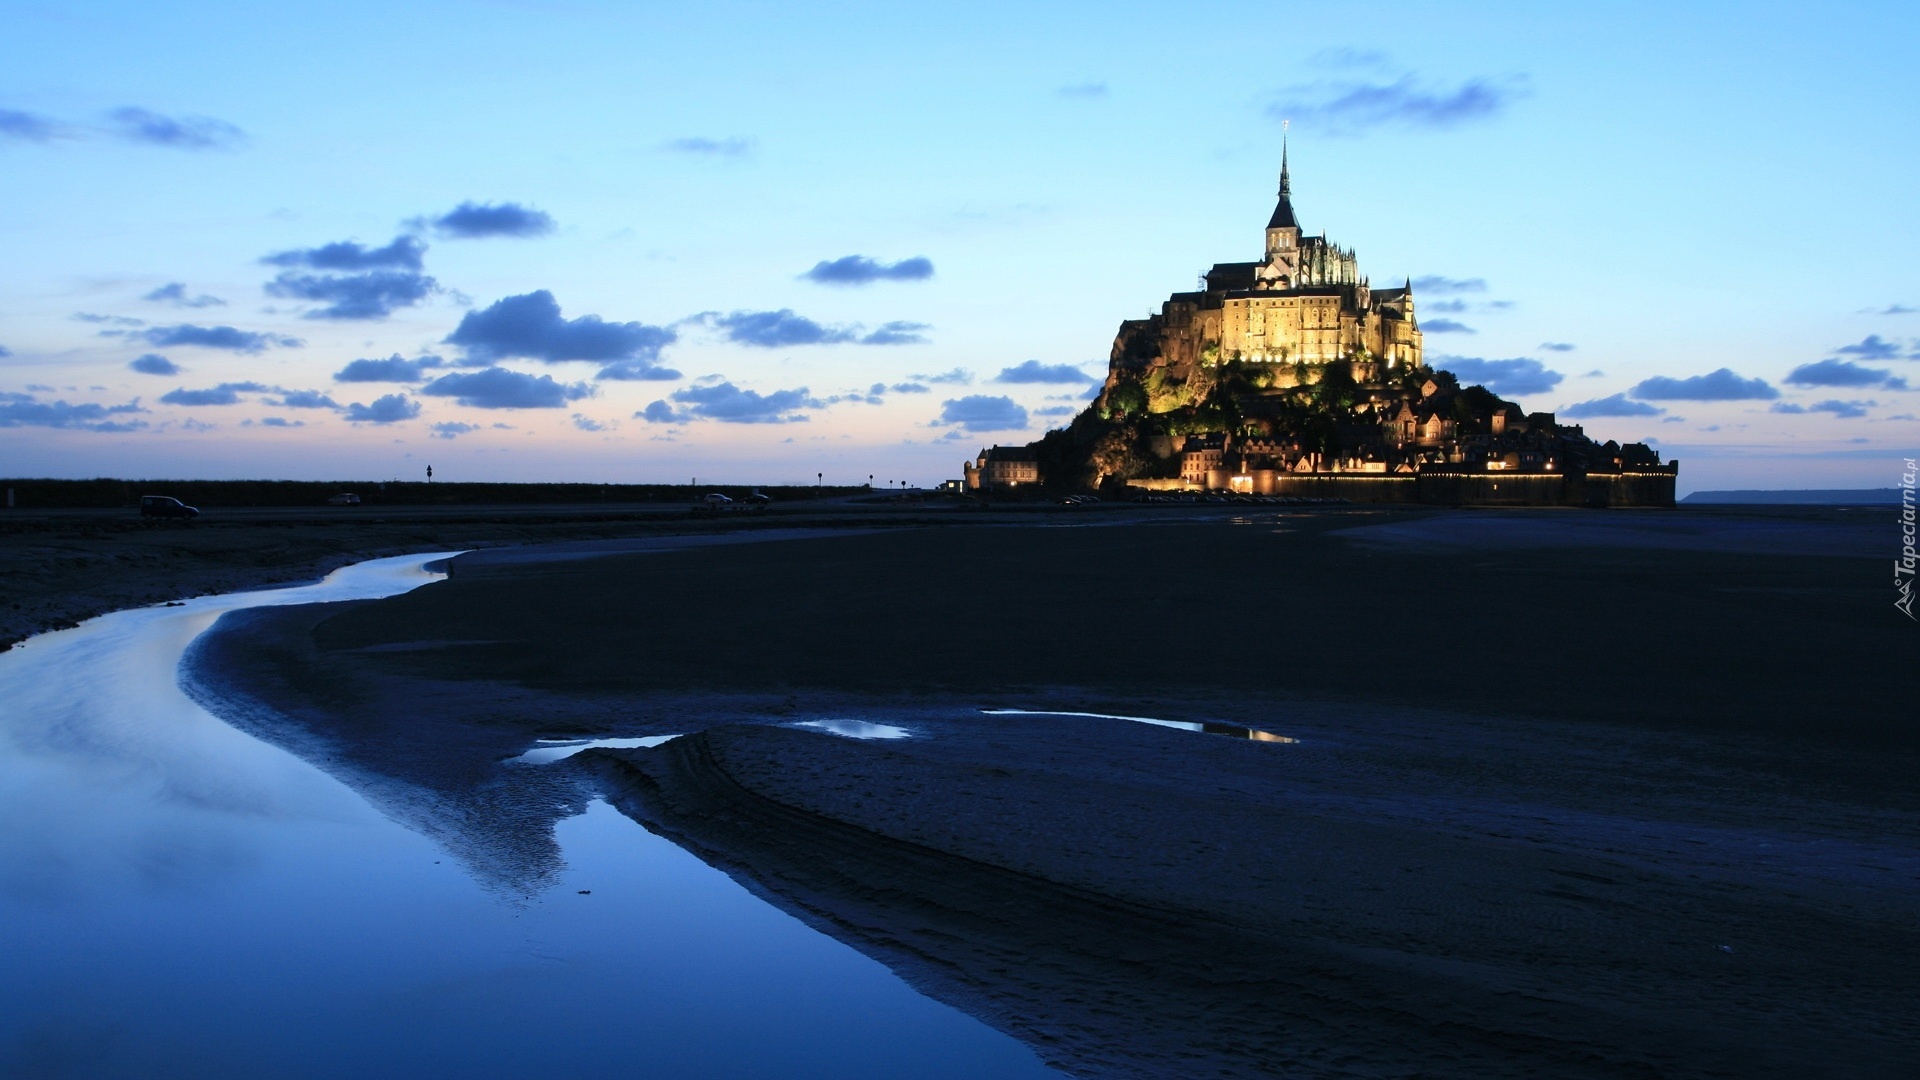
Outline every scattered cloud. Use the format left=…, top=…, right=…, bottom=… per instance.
left=159, top=381, right=270, bottom=406
left=105, top=107, right=245, bottom=148
left=1832, top=334, right=1904, bottom=360
left=263, top=235, right=426, bottom=272
left=1437, top=356, right=1563, bottom=396
left=419, top=367, right=595, bottom=409
left=0, top=345, right=10, bottom=358
left=423, top=201, right=556, bottom=239
left=1411, top=276, right=1486, bottom=295
left=860, top=320, right=930, bottom=345
left=913, top=368, right=972, bottom=384
left=995, top=359, right=1091, bottom=384
left=890, top=382, right=930, bottom=394
left=431, top=422, right=478, bottom=439
left=266, top=269, right=438, bottom=320
left=1559, top=393, right=1665, bottom=418
left=333, top=354, right=446, bottom=383
left=0, top=391, right=146, bottom=431
left=1785, top=359, right=1907, bottom=390
left=707, top=309, right=851, bottom=347
left=1582, top=369, right=1605, bottom=378
left=128, top=353, right=178, bottom=376
left=1033, top=405, right=1079, bottom=417
left=258, top=416, right=302, bottom=428
left=801, top=255, right=935, bottom=285
left=640, top=380, right=821, bottom=424
left=1772, top=399, right=1874, bottom=419
left=3, top=107, right=245, bottom=150
left=105, top=107, right=246, bottom=150
left=1868, top=304, right=1915, bottom=315
left=275, top=389, right=340, bottom=409
left=1268, top=74, right=1527, bottom=133
left=1630, top=368, right=1778, bottom=401
left=344, top=393, right=421, bottom=424
left=702, top=309, right=926, bottom=348
left=938, top=395, right=1029, bottom=432
left=663, top=136, right=753, bottom=156
left=1539, top=341, right=1575, bottom=352
left=1423, top=318, right=1475, bottom=334
left=1423, top=299, right=1469, bottom=313
left=446, top=290, right=677, bottom=378
left=0, top=109, right=57, bottom=142
left=72, top=312, right=145, bottom=327
left=143, top=282, right=225, bottom=308
left=571, top=414, right=609, bottom=432
left=1057, top=81, right=1108, bottom=98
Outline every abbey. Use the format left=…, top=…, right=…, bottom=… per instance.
left=1115, top=143, right=1423, bottom=385
left=977, top=147, right=1678, bottom=508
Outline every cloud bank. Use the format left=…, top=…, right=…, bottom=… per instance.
left=129, top=353, right=179, bottom=376
left=138, top=325, right=301, bottom=352
left=425, top=201, right=556, bottom=239
left=1559, top=393, right=1665, bottom=418
left=143, top=283, right=226, bottom=308
left=420, top=367, right=595, bottom=409
left=267, top=269, right=438, bottom=320
left=333, top=354, right=447, bottom=383
left=938, top=395, right=1029, bottom=432
left=263, top=236, right=427, bottom=272
left=1269, top=75, right=1527, bottom=133
left=994, top=360, right=1090, bottom=384
left=801, top=256, right=934, bottom=285
left=639, top=381, right=821, bottom=424
left=345, top=394, right=421, bottom=424
left=0, top=391, right=145, bottom=431
left=705, top=309, right=929, bottom=347
left=445, top=291, right=678, bottom=379
left=1630, top=369, right=1778, bottom=401
left=1438, top=356, right=1563, bottom=396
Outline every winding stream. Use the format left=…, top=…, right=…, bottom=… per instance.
left=0, top=554, right=1049, bottom=1078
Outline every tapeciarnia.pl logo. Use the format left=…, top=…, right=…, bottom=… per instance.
left=1898, top=458, right=1916, bottom=621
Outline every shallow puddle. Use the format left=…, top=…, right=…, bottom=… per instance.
left=508, top=735, right=681, bottom=765
left=980, top=708, right=1296, bottom=743
left=795, top=720, right=911, bottom=740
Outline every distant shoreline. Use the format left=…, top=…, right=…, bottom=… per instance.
left=1682, top=487, right=1900, bottom=504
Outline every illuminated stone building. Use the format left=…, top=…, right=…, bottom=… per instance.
left=967, top=146, right=1677, bottom=508
left=1110, top=142, right=1424, bottom=385
left=964, top=445, right=1040, bottom=491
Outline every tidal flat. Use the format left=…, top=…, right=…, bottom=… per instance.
left=167, top=504, right=1915, bottom=1077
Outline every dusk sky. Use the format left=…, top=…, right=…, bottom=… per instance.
left=3, top=0, right=1915, bottom=492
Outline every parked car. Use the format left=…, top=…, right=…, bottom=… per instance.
left=327, top=493, right=361, bottom=506
left=139, top=495, right=199, bottom=519
left=746, top=491, right=772, bottom=504
left=702, top=493, right=733, bottom=504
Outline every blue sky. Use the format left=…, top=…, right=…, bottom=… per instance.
left=2, top=0, right=1915, bottom=491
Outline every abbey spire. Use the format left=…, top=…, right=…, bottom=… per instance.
left=1267, top=135, right=1299, bottom=231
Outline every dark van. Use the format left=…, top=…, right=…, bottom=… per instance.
left=140, top=495, right=199, bottom=519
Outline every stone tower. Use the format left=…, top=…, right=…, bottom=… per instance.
left=1261, top=139, right=1301, bottom=287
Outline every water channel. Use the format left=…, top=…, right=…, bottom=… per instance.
left=0, top=554, right=1052, bottom=1078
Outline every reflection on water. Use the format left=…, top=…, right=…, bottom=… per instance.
left=796, top=720, right=911, bottom=740
left=0, top=554, right=1051, bottom=1079
left=980, top=707, right=1296, bottom=743
left=509, top=735, right=681, bottom=765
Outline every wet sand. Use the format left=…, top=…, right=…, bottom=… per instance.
left=1, top=498, right=947, bottom=650
left=176, top=506, right=1916, bottom=1076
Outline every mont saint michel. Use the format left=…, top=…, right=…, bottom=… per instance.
left=969, top=148, right=1679, bottom=507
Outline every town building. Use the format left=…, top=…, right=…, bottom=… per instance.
left=963, top=445, right=1040, bottom=491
